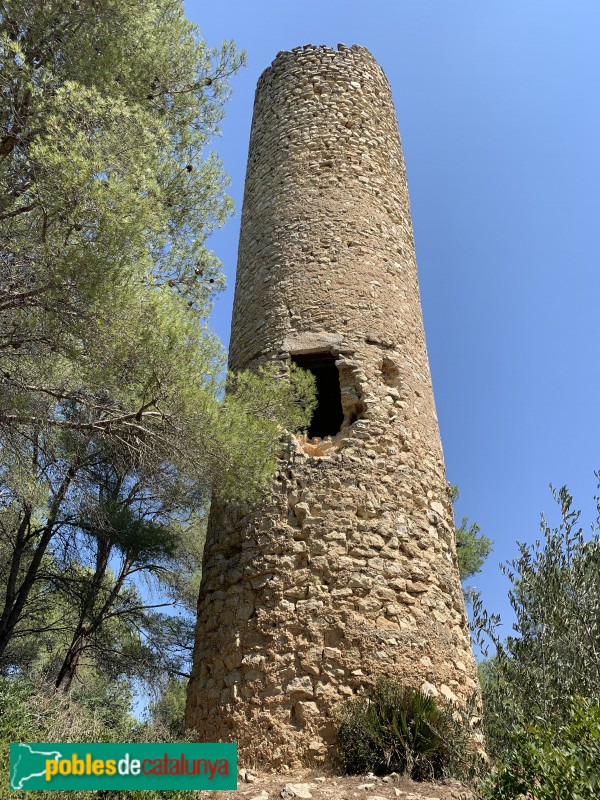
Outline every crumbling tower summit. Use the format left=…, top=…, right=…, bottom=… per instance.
left=186, top=43, right=480, bottom=767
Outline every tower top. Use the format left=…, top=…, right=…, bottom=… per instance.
left=267, top=42, right=375, bottom=63
left=229, top=39, right=408, bottom=370
left=257, top=42, right=389, bottom=87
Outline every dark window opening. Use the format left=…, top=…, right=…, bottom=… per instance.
left=291, top=352, right=344, bottom=438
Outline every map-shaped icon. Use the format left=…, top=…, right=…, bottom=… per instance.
left=10, top=743, right=63, bottom=789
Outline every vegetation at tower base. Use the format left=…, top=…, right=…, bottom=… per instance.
left=472, top=480, right=600, bottom=799
left=336, top=678, right=481, bottom=782
left=0, top=0, right=316, bottom=692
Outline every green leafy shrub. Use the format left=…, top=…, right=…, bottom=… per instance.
left=478, top=696, right=600, bottom=800
left=472, top=483, right=600, bottom=761
left=336, top=678, right=472, bottom=780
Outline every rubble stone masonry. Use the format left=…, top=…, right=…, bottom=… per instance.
left=186, top=44, right=481, bottom=768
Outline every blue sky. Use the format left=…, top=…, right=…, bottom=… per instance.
left=184, top=0, right=600, bottom=636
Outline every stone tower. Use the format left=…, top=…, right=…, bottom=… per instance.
left=186, top=44, right=480, bottom=768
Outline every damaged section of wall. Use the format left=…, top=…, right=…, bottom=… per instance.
left=185, top=43, right=481, bottom=768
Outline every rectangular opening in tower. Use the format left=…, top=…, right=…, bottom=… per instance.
left=291, top=353, right=344, bottom=439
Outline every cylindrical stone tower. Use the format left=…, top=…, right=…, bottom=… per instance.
left=186, top=43, right=480, bottom=768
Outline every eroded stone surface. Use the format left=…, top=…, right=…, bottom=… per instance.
left=185, top=42, right=480, bottom=766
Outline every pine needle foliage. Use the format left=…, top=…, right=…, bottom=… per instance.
left=0, top=1, right=316, bottom=675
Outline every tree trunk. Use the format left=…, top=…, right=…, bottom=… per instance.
left=55, top=627, right=89, bottom=691
left=0, top=465, right=77, bottom=662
